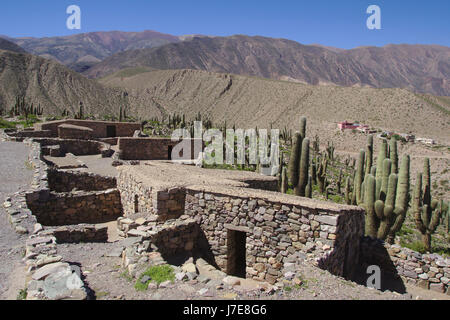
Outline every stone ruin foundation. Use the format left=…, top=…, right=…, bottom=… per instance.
left=1, top=126, right=448, bottom=299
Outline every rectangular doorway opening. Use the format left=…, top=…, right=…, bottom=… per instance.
left=226, top=230, right=246, bottom=278
left=106, top=125, right=117, bottom=138
left=168, top=145, right=173, bottom=160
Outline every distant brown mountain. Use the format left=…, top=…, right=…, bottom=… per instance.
left=5, top=30, right=181, bottom=72
left=0, top=38, right=26, bottom=53
left=0, top=49, right=125, bottom=116
left=85, top=35, right=450, bottom=96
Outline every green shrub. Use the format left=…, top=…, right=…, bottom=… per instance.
left=16, top=288, right=27, bottom=300
left=134, top=265, right=175, bottom=291
left=0, top=118, right=17, bottom=129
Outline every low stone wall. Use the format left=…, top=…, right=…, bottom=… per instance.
left=32, top=138, right=112, bottom=157
left=6, top=130, right=53, bottom=139
left=26, top=189, right=122, bottom=226
left=118, top=137, right=203, bottom=160
left=47, top=169, right=116, bottom=192
left=36, top=119, right=141, bottom=138
left=58, top=124, right=93, bottom=140
left=49, top=225, right=109, bottom=243
left=360, top=237, right=449, bottom=294
left=98, top=137, right=118, bottom=146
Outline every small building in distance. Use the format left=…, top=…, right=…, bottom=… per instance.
left=416, top=137, right=436, bottom=145
left=338, top=121, right=359, bottom=131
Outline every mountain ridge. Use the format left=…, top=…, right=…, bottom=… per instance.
left=85, top=35, right=450, bottom=96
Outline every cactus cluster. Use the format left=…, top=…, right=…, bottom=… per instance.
left=287, top=117, right=311, bottom=197
left=9, top=96, right=43, bottom=119
left=413, top=158, right=446, bottom=251
left=348, top=136, right=411, bottom=242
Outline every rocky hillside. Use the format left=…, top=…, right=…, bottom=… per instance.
left=100, top=68, right=450, bottom=143
left=86, top=35, right=450, bottom=96
left=5, top=30, right=181, bottom=72
left=0, top=50, right=125, bottom=117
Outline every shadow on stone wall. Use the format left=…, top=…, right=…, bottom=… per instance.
left=158, top=228, right=221, bottom=272
left=350, top=237, right=407, bottom=294
left=193, top=229, right=221, bottom=270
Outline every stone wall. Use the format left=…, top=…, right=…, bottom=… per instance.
left=35, top=119, right=141, bottom=138
left=47, top=169, right=116, bottom=192
left=57, top=124, right=93, bottom=140
left=6, top=130, right=53, bottom=139
left=98, top=137, right=118, bottom=146
left=117, top=169, right=155, bottom=217
left=33, top=138, right=112, bottom=157
left=116, top=167, right=365, bottom=284
left=118, top=137, right=203, bottom=160
left=360, top=237, right=449, bottom=294
left=183, top=188, right=364, bottom=283
left=26, top=189, right=122, bottom=226
left=49, top=225, right=109, bottom=243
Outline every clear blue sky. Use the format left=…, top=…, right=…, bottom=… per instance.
left=1, top=0, right=449, bottom=48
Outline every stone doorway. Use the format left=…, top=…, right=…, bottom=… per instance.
left=106, top=125, right=116, bottom=138
left=226, top=229, right=247, bottom=278
left=168, top=145, right=173, bottom=160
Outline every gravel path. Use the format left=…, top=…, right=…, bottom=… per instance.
left=0, top=142, right=33, bottom=299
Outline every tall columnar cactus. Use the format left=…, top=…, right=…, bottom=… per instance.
left=287, top=117, right=310, bottom=197
left=386, top=155, right=410, bottom=243
left=353, top=149, right=365, bottom=205
left=345, top=176, right=352, bottom=205
left=295, top=138, right=310, bottom=196
left=337, top=168, right=342, bottom=194
left=326, top=141, right=335, bottom=160
left=288, top=132, right=302, bottom=188
left=280, top=166, right=288, bottom=194
left=389, top=138, right=398, bottom=174
left=305, top=175, right=312, bottom=198
left=316, top=156, right=328, bottom=194
left=299, top=116, right=307, bottom=141
left=375, top=139, right=387, bottom=180
left=365, top=135, right=374, bottom=176
left=311, top=157, right=317, bottom=185
left=413, top=158, right=444, bottom=252
left=76, top=101, right=84, bottom=119
left=363, top=154, right=410, bottom=241
left=119, top=105, right=123, bottom=122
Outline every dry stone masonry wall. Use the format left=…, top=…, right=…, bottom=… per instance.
left=26, top=189, right=122, bottom=226
left=360, top=237, right=449, bottom=294
left=47, top=169, right=116, bottom=193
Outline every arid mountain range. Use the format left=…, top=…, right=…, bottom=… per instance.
left=3, top=30, right=181, bottom=72
left=85, top=35, right=450, bottom=96
left=2, top=31, right=449, bottom=96
left=0, top=38, right=26, bottom=54
left=0, top=48, right=125, bottom=117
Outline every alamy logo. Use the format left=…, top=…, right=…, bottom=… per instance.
left=366, top=265, right=381, bottom=290
left=171, top=121, right=280, bottom=170
left=66, top=5, right=81, bottom=30
left=366, top=5, right=381, bottom=30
